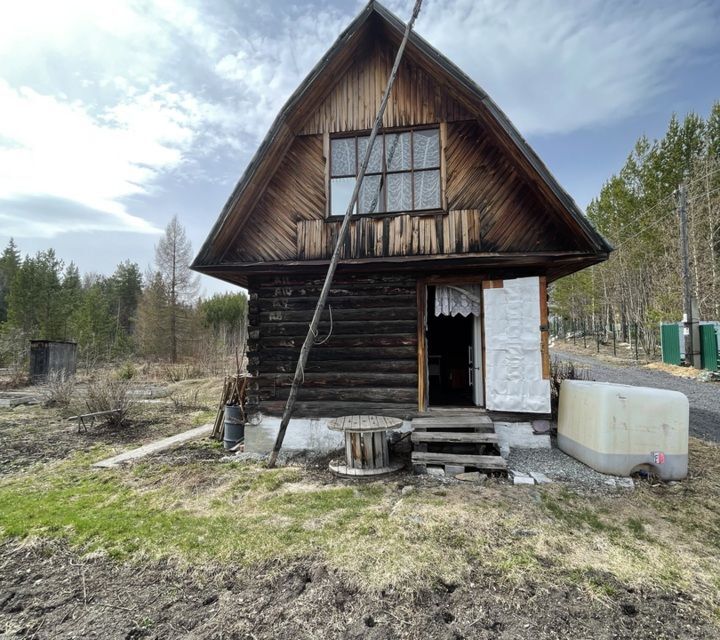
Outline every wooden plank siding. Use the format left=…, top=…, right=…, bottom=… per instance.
left=246, top=273, right=419, bottom=418
left=297, top=210, right=481, bottom=260
left=227, top=118, right=582, bottom=263
left=299, top=40, right=471, bottom=135
left=195, top=6, right=610, bottom=273
left=229, top=135, right=326, bottom=263
left=446, top=120, right=582, bottom=253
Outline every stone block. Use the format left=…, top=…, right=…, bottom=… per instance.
left=455, top=472, right=487, bottom=483
left=529, top=471, right=552, bottom=484
left=513, top=476, right=536, bottom=486
left=495, top=422, right=551, bottom=451
left=444, top=465, right=465, bottom=476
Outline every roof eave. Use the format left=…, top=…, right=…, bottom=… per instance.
left=371, top=1, right=612, bottom=254
left=193, top=0, right=613, bottom=269
left=191, top=2, right=377, bottom=269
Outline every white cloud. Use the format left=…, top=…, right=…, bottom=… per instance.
left=409, top=0, right=719, bottom=135
left=213, top=9, right=352, bottom=136
left=0, top=0, right=246, bottom=239
left=0, top=82, right=171, bottom=235
left=210, top=0, right=718, bottom=140
left=0, top=0, right=717, bottom=244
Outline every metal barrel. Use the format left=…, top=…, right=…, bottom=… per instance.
left=223, top=404, right=245, bottom=450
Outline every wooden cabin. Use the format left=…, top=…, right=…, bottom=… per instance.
left=192, top=1, right=611, bottom=421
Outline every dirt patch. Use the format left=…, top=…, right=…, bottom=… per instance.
left=0, top=540, right=714, bottom=640
left=551, top=338, right=653, bottom=367
left=143, top=440, right=229, bottom=466
left=0, top=402, right=214, bottom=476
left=644, top=361, right=703, bottom=379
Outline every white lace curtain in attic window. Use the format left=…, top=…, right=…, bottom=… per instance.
left=434, top=285, right=481, bottom=317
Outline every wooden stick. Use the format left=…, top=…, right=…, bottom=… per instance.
left=268, top=0, right=424, bottom=467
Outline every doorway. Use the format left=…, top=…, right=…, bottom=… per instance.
left=426, top=285, right=484, bottom=407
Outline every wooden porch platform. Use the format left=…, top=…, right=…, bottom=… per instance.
left=410, top=413, right=507, bottom=475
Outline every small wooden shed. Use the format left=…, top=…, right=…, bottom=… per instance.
left=29, top=340, right=77, bottom=381
left=192, top=1, right=611, bottom=420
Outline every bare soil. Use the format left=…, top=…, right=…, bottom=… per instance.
left=2, top=366, right=719, bottom=639
left=1, top=540, right=713, bottom=640
left=0, top=390, right=213, bottom=476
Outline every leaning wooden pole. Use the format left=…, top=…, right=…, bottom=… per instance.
left=267, top=0, right=424, bottom=468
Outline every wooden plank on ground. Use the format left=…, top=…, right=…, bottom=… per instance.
left=410, top=451, right=507, bottom=470
left=412, top=423, right=495, bottom=432
left=93, top=423, right=213, bottom=468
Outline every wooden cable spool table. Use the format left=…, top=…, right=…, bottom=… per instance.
left=327, top=415, right=405, bottom=477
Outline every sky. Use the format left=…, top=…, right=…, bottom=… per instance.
left=1, top=0, right=719, bottom=295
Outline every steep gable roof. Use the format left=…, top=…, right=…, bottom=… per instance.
left=192, top=0, right=611, bottom=271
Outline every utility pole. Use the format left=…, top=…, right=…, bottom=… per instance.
left=678, top=183, right=701, bottom=368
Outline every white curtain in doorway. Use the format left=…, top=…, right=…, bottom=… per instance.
left=435, top=285, right=481, bottom=317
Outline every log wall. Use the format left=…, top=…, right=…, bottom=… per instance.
left=246, top=273, right=419, bottom=417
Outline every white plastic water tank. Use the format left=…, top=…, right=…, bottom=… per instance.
left=557, top=380, right=689, bottom=480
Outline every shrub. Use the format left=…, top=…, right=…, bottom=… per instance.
left=163, top=363, right=206, bottom=382
left=0, top=327, right=29, bottom=387
left=42, top=370, right=77, bottom=407
left=169, top=388, right=208, bottom=412
left=116, top=362, right=137, bottom=380
left=550, top=357, right=590, bottom=419
left=85, top=375, right=135, bottom=428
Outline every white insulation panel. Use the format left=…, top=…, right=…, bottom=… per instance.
left=483, top=276, right=550, bottom=413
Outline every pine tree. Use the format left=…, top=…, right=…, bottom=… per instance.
left=198, top=292, right=248, bottom=357
left=552, top=101, right=720, bottom=356
left=70, top=282, right=115, bottom=366
left=0, top=239, right=20, bottom=324
left=107, top=261, right=143, bottom=353
left=135, top=271, right=171, bottom=359
left=61, top=262, right=82, bottom=338
left=7, top=250, right=64, bottom=338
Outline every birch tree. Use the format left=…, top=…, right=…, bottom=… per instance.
left=552, top=102, right=720, bottom=356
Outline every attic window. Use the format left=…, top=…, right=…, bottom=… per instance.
left=329, top=127, right=441, bottom=216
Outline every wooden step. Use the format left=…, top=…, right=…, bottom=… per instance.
left=413, top=416, right=492, bottom=427
left=411, top=431, right=499, bottom=444
left=411, top=451, right=507, bottom=470
left=412, top=422, right=494, bottom=432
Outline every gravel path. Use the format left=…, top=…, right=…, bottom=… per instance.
left=507, top=440, right=636, bottom=491
left=553, top=349, right=720, bottom=443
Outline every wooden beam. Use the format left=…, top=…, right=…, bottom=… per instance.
left=416, top=279, right=427, bottom=412
left=411, top=431, right=498, bottom=443
left=410, top=451, right=507, bottom=469
left=196, top=250, right=607, bottom=271
left=539, top=275, right=550, bottom=380
left=439, top=120, right=448, bottom=211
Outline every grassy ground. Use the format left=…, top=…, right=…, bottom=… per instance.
left=1, top=436, right=719, bottom=610
left=1, top=369, right=719, bottom=638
